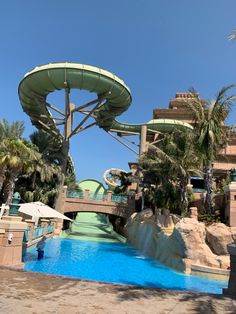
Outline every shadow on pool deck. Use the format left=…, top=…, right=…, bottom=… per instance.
left=0, top=267, right=236, bottom=314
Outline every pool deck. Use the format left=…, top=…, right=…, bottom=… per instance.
left=0, top=267, right=236, bottom=314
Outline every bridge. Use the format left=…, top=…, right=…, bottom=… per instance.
left=61, top=187, right=136, bottom=218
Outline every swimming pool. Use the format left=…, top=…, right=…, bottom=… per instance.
left=24, top=238, right=227, bottom=294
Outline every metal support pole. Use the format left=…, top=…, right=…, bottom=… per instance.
left=107, top=131, right=139, bottom=155
left=55, top=83, right=74, bottom=213
left=139, top=125, right=147, bottom=156
left=69, top=96, right=104, bottom=139
left=141, top=189, right=145, bottom=210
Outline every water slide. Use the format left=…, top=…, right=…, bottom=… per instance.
left=61, top=212, right=125, bottom=243
left=18, top=62, right=193, bottom=141
left=18, top=63, right=193, bottom=242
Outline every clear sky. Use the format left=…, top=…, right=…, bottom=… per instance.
left=1, top=0, right=236, bottom=184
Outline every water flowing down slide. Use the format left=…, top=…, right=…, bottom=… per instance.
left=18, top=62, right=193, bottom=140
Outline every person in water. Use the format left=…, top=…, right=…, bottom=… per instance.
left=36, top=236, right=46, bottom=260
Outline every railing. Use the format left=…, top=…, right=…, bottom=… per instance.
left=67, top=190, right=128, bottom=203
left=192, top=188, right=205, bottom=193
left=23, top=224, right=55, bottom=244
left=89, top=192, right=105, bottom=201
left=67, top=191, right=84, bottom=198
left=32, top=227, right=44, bottom=239
left=23, top=229, right=30, bottom=242
left=47, top=225, right=54, bottom=234
left=111, top=195, right=128, bottom=203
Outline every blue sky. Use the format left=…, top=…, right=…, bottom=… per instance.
left=1, top=0, right=236, bottom=183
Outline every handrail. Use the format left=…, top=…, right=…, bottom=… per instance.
left=32, top=227, right=44, bottom=239
left=67, top=190, right=128, bottom=203
left=67, top=191, right=84, bottom=198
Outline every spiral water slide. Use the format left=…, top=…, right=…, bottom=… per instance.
left=18, top=62, right=193, bottom=141
left=103, top=168, right=128, bottom=189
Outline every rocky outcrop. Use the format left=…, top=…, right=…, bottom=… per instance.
left=126, top=214, right=234, bottom=273
left=230, top=227, right=236, bottom=242
left=172, top=218, right=229, bottom=269
left=206, top=223, right=233, bottom=255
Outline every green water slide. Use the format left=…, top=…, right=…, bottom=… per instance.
left=18, top=62, right=193, bottom=139
left=61, top=212, right=126, bottom=243
left=18, top=63, right=192, bottom=243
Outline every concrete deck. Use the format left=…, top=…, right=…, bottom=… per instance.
left=0, top=268, right=236, bottom=313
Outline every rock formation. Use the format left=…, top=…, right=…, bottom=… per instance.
left=126, top=211, right=235, bottom=273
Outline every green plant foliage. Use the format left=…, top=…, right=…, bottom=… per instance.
left=139, top=128, right=202, bottom=215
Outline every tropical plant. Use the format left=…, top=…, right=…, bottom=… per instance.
left=0, top=119, right=26, bottom=195
left=0, top=119, right=24, bottom=140
left=187, top=86, right=236, bottom=214
left=30, top=130, right=62, bottom=165
left=140, top=129, right=202, bottom=215
left=229, top=30, right=236, bottom=41
left=113, top=171, right=135, bottom=194
left=0, top=139, right=40, bottom=204
left=30, top=130, right=75, bottom=177
left=29, top=130, right=77, bottom=207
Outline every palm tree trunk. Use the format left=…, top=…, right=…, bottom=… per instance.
left=54, top=140, right=69, bottom=212
left=204, top=163, right=214, bottom=215
left=3, top=172, right=18, bottom=205
left=154, top=206, right=161, bottom=223
left=0, top=165, right=6, bottom=193
left=179, top=175, right=189, bottom=215
left=31, top=171, right=37, bottom=189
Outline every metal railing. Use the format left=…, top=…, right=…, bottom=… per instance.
left=67, top=191, right=84, bottom=198
left=47, top=225, right=54, bottom=234
left=32, top=227, right=44, bottom=239
left=67, top=190, right=128, bottom=203
left=192, top=188, right=205, bottom=193
left=89, top=192, right=105, bottom=201
left=111, top=194, right=128, bottom=203
left=23, top=229, right=30, bottom=242
left=23, top=225, right=55, bottom=243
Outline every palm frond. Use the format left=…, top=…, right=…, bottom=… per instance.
left=229, top=30, right=236, bottom=41
left=214, top=85, right=235, bottom=107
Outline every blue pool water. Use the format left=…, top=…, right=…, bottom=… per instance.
left=24, top=238, right=227, bottom=294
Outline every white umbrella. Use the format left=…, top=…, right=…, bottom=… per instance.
left=19, top=201, right=72, bottom=221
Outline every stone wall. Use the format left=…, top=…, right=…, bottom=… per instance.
left=0, top=216, right=27, bottom=267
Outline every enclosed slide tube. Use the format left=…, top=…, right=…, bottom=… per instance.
left=18, top=62, right=193, bottom=141
left=103, top=168, right=128, bottom=189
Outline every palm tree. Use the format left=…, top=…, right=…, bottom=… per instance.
left=0, top=139, right=40, bottom=204
left=30, top=130, right=61, bottom=163
left=30, top=130, right=75, bottom=177
left=162, top=130, right=202, bottom=213
left=0, top=119, right=24, bottom=140
left=187, top=86, right=236, bottom=214
left=229, top=30, right=236, bottom=41
left=140, top=129, right=201, bottom=215
left=29, top=130, right=76, bottom=207
left=0, top=119, right=26, bottom=193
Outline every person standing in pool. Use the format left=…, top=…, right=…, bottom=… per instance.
left=36, top=236, right=46, bottom=260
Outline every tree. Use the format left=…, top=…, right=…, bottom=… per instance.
left=0, top=119, right=26, bottom=194
left=29, top=130, right=77, bottom=205
left=160, top=130, right=202, bottom=214
left=187, top=86, right=236, bottom=214
left=229, top=30, right=236, bottom=41
left=30, top=130, right=75, bottom=177
left=0, top=119, right=24, bottom=140
left=140, top=129, right=201, bottom=215
left=0, top=139, right=40, bottom=204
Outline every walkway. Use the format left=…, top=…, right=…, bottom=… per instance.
left=0, top=268, right=235, bottom=314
